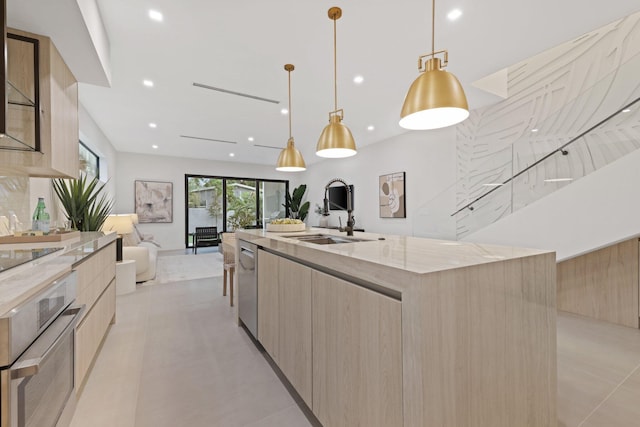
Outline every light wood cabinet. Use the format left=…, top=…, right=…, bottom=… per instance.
left=258, top=250, right=279, bottom=361
left=0, top=28, right=78, bottom=178
left=557, top=237, right=639, bottom=328
left=257, top=250, right=312, bottom=406
left=73, top=242, right=116, bottom=394
left=278, top=257, right=312, bottom=407
left=312, top=270, right=403, bottom=427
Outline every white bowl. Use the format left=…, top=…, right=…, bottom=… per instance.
left=266, top=223, right=306, bottom=232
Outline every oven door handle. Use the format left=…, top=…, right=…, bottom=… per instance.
left=11, top=304, right=85, bottom=380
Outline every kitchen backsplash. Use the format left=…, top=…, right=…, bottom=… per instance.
left=0, top=174, right=31, bottom=235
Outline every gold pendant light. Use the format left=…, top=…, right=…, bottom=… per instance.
left=399, top=0, right=469, bottom=130
left=276, top=64, right=306, bottom=172
left=316, top=6, right=357, bottom=159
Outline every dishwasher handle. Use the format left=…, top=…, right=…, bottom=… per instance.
left=239, top=247, right=255, bottom=271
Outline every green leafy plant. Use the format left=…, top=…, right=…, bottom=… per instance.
left=52, top=174, right=113, bottom=231
left=283, top=184, right=310, bottom=221
left=227, top=191, right=256, bottom=230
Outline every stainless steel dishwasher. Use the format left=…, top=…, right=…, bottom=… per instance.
left=238, top=240, right=258, bottom=339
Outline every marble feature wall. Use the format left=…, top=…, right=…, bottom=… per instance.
left=0, top=175, right=30, bottom=234
left=455, top=11, right=640, bottom=238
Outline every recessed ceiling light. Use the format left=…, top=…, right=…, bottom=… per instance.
left=143, top=80, right=154, bottom=87
left=248, top=137, right=254, bottom=142
left=367, top=125, right=375, bottom=131
left=447, top=9, right=462, bottom=21
left=229, top=153, right=235, bottom=157
left=622, top=108, right=631, bottom=113
left=280, top=108, right=288, bottom=115
left=353, top=75, right=364, bottom=84
left=149, top=123, right=157, bottom=128
left=544, top=178, right=573, bottom=183
left=531, top=128, right=539, bottom=132
left=149, top=10, right=163, bottom=22
left=152, top=144, right=158, bottom=149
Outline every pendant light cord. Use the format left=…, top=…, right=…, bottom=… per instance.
left=431, top=0, right=435, bottom=54
left=333, top=15, right=338, bottom=112
left=288, top=69, right=292, bottom=139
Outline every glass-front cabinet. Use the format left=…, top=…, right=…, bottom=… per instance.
left=2, top=32, right=40, bottom=151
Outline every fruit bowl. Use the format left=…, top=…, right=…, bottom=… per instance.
left=266, top=221, right=306, bottom=232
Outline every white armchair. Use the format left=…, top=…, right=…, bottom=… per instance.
left=103, top=214, right=160, bottom=283
left=122, top=241, right=158, bottom=282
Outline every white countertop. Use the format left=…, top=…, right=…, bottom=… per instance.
left=0, top=232, right=117, bottom=315
left=236, top=228, right=554, bottom=292
left=237, top=228, right=552, bottom=274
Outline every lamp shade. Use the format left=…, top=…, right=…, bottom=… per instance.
left=276, top=138, right=306, bottom=172
left=102, top=214, right=134, bottom=235
left=129, top=213, right=139, bottom=224
left=316, top=114, right=357, bottom=158
left=400, top=57, right=469, bottom=130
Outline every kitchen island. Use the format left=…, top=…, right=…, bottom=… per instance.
left=236, top=228, right=557, bottom=427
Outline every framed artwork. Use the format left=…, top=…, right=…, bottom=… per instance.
left=135, top=180, right=173, bottom=223
left=379, top=172, right=406, bottom=218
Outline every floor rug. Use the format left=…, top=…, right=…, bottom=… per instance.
left=141, top=252, right=224, bottom=285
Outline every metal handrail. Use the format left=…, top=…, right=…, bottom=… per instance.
left=451, top=96, right=640, bottom=216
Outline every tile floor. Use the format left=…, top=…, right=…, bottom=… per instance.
left=70, top=252, right=640, bottom=427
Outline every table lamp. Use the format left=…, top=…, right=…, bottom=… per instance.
left=102, top=215, right=134, bottom=261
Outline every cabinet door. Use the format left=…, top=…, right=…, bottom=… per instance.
left=278, top=257, right=312, bottom=407
left=1, top=28, right=78, bottom=178
left=312, top=270, right=403, bottom=427
left=257, top=250, right=279, bottom=362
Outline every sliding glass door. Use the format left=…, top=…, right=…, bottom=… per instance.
left=185, top=175, right=288, bottom=248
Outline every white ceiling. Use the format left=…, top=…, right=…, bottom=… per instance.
left=7, top=0, right=640, bottom=168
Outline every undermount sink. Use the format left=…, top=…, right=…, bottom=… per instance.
left=286, top=234, right=372, bottom=245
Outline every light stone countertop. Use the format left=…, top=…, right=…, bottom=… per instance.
left=0, top=232, right=117, bottom=315
left=236, top=228, right=554, bottom=292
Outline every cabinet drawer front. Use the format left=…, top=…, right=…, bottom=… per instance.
left=75, top=243, right=115, bottom=322
left=75, top=279, right=116, bottom=395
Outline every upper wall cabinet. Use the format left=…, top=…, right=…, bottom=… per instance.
left=0, top=27, right=79, bottom=178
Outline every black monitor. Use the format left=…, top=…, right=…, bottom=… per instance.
left=327, top=185, right=354, bottom=211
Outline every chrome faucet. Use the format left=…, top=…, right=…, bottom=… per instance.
left=323, top=178, right=354, bottom=236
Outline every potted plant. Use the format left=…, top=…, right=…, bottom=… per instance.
left=284, top=184, right=310, bottom=221
left=52, top=174, right=113, bottom=231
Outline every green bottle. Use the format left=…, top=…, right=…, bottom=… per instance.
left=32, top=197, right=47, bottom=232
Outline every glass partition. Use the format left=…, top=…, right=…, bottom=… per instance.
left=413, top=49, right=640, bottom=240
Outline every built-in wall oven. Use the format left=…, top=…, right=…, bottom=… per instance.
left=0, top=271, right=83, bottom=427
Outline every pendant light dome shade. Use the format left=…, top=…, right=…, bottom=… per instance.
left=276, top=64, right=306, bottom=171
left=399, top=0, right=469, bottom=130
left=316, top=7, right=357, bottom=158
left=316, top=113, right=357, bottom=158
left=400, top=57, right=469, bottom=130
left=276, top=138, right=306, bottom=171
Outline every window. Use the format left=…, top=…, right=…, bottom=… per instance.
left=79, top=141, right=99, bottom=178
left=185, top=175, right=288, bottom=248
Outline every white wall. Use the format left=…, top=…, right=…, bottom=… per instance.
left=302, top=128, right=457, bottom=236
left=115, top=152, right=292, bottom=250
left=29, top=102, right=118, bottom=225
left=464, top=148, right=640, bottom=261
